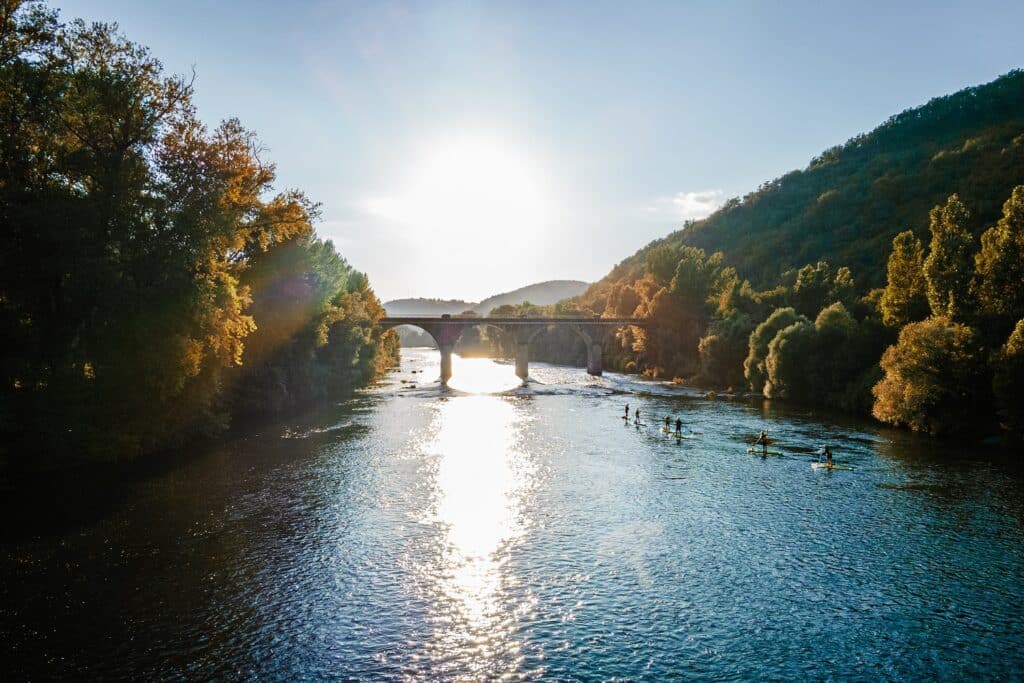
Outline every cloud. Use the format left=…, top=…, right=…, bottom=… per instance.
left=671, top=189, right=725, bottom=220
left=645, top=189, right=725, bottom=223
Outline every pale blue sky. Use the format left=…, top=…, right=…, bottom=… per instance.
left=57, top=0, right=1024, bottom=301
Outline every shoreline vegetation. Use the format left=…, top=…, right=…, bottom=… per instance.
left=0, top=1, right=398, bottom=468
left=485, top=72, right=1024, bottom=443
left=3, top=1, right=1022, bottom=474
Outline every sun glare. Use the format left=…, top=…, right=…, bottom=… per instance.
left=366, top=134, right=550, bottom=243
left=419, top=396, right=537, bottom=672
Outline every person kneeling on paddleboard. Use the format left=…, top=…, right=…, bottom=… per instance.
left=755, top=430, right=769, bottom=455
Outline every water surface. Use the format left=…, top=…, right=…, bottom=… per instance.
left=2, top=348, right=1022, bottom=679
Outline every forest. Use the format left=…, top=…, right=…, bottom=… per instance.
left=535, top=72, right=1024, bottom=440
left=0, top=1, right=398, bottom=464
left=619, top=70, right=1024, bottom=290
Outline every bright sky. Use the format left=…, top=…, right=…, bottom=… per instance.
left=57, top=0, right=1024, bottom=302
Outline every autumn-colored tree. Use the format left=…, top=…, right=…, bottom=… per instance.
left=0, top=2, right=394, bottom=460
left=872, top=317, right=988, bottom=435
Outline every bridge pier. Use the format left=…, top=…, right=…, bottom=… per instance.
left=439, top=343, right=455, bottom=385
left=587, top=342, right=603, bottom=376
left=379, top=316, right=647, bottom=386
left=515, top=342, right=530, bottom=381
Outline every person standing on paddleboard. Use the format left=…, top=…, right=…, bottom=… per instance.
left=635, top=407, right=641, bottom=424
left=624, top=404, right=630, bottom=419
left=824, top=445, right=833, bottom=467
left=675, top=417, right=682, bottom=436
left=755, top=430, right=769, bottom=455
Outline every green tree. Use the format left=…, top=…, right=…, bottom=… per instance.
left=924, top=195, right=975, bottom=320
left=669, top=247, right=723, bottom=311
left=872, top=317, right=988, bottom=435
left=879, top=230, right=929, bottom=327
left=763, top=303, right=859, bottom=404
left=743, top=307, right=807, bottom=392
left=696, top=312, right=755, bottom=389
left=993, top=319, right=1024, bottom=434
left=645, top=244, right=686, bottom=287
left=763, top=320, right=817, bottom=400
left=829, top=266, right=856, bottom=309
left=791, top=260, right=833, bottom=317
left=974, top=185, right=1024, bottom=335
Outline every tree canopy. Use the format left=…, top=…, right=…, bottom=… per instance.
left=0, top=1, right=396, bottom=462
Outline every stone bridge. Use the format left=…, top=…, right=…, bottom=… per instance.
left=380, top=315, right=648, bottom=384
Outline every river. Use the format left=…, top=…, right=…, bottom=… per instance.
left=2, top=347, right=1023, bottom=680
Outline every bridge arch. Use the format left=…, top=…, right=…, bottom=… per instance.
left=380, top=316, right=647, bottom=385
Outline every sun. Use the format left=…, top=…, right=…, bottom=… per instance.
left=366, top=133, right=550, bottom=244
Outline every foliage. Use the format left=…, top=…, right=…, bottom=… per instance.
left=923, top=195, right=975, bottom=320
left=586, top=70, right=1024, bottom=293
left=763, top=320, right=817, bottom=400
left=0, top=2, right=393, bottom=461
left=761, top=302, right=886, bottom=412
left=974, top=186, right=1024, bottom=337
left=743, top=308, right=807, bottom=393
left=791, top=261, right=834, bottom=317
left=992, top=320, right=1024, bottom=434
left=569, top=67, right=1024, bottom=438
left=871, top=317, right=989, bottom=435
left=696, top=313, right=755, bottom=389
left=230, top=239, right=395, bottom=416
left=880, top=231, right=930, bottom=327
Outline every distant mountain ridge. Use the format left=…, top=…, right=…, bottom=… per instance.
left=384, top=280, right=590, bottom=316
left=382, top=298, right=474, bottom=316
left=385, top=280, right=590, bottom=347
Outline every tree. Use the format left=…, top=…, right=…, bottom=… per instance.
left=993, top=319, right=1024, bottom=434
left=974, top=185, right=1024, bottom=335
left=763, top=303, right=860, bottom=404
left=791, top=260, right=833, bottom=317
left=764, top=320, right=817, bottom=400
left=872, top=317, right=988, bottom=435
left=879, top=230, right=929, bottom=327
left=924, top=195, right=975, bottom=320
left=697, top=312, right=755, bottom=389
left=829, top=266, right=856, bottom=309
left=743, top=307, right=807, bottom=392
left=0, top=4, right=394, bottom=460
left=669, top=247, right=723, bottom=313
left=645, top=244, right=686, bottom=287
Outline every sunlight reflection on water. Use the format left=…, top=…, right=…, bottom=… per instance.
left=420, top=395, right=537, bottom=675
left=446, top=355, right=523, bottom=393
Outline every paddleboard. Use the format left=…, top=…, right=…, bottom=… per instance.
left=811, top=462, right=853, bottom=471
left=746, top=447, right=784, bottom=456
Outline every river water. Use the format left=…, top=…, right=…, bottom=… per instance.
left=2, top=347, right=1023, bottom=680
